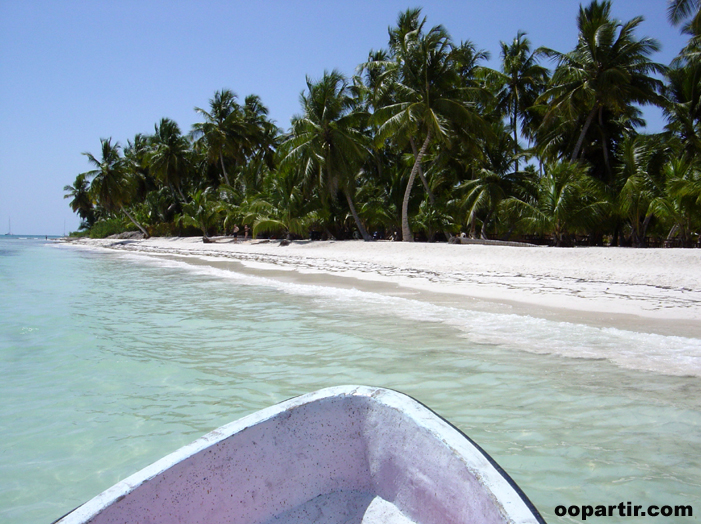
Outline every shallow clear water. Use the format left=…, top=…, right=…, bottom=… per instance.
left=0, top=238, right=699, bottom=523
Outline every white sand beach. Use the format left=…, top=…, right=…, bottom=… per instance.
left=63, top=237, right=701, bottom=338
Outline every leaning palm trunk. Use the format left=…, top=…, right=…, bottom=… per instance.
left=410, top=138, right=436, bottom=206
left=402, top=131, right=432, bottom=242
left=168, top=183, right=188, bottom=205
left=480, top=210, right=494, bottom=240
left=512, top=109, right=519, bottom=173
left=219, top=151, right=231, bottom=186
left=598, top=107, right=613, bottom=180
left=640, top=214, right=653, bottom=247
left=571, top=106, right=598, bottom=162
left=469, top=210, right=477, bottom=238
left=177, top=185, right=187, bottom=203
left=630, top=211, right=651, bottom=248
left=201, top=227, right=213, bottom=243
left=120, top=205, right=149, bottom=238
left=410, top=138, right=453, bottom=240
left=345, top=191, right=371, bottom=241
left=167, top=184, right=179, bottom=204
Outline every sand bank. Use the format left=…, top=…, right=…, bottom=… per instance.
left=63, top=237, right=701, bottom=337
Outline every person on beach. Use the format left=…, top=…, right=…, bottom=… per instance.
left=233, top=225, right=239, bottom=242
left=244, top=225, right=249, bottom=240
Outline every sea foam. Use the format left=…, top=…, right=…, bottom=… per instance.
left=117, top=251, right=701, bottom=378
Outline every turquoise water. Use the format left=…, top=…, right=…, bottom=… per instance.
left=0, top=237, right=699, bottom=523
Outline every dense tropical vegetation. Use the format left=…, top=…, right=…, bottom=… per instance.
left=66, top=1, right=701, bottom=247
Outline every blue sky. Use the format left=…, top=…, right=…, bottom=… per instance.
left=0, top=0, right=688, bottom=235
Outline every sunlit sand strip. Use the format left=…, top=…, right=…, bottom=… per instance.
left=61, top=237, right=701, bottom=337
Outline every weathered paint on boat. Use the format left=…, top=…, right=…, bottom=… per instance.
left=54, top=386, right=545, bottom=524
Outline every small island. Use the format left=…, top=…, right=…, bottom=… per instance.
left=65, top=2, right=700, bottom=249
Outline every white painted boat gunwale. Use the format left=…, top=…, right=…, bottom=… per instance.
left=396, top=388, right=545, bottom=524
left=53, top=385, right=545, bottom=524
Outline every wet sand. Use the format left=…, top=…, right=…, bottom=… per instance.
left=62, top=237, right=701, bottom=338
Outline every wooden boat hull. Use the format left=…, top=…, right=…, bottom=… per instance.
left=54, top=386, right=544, bottom=524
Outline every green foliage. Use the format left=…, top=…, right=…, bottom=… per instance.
left=412, top=199, right=456, bottom=241
left=82, top=138, right=150, bottom=237
left=149, top=119, right=192, bottom=200
left=88, top=217, right=136, bottom=239
left=507, top=161, right=609, bottom=245
left=239, top=167, right=319, bottom=238
left=537, top=0, right=665, bottom=178
left=178, top=189, right=224, bottom=239
left=65, top=3, right=701, bottom=248
left=63, top=173, right=95, bottom=227
left=146, top=222, right=181, bottom=237
left=280, top=70, right=371, bottom=239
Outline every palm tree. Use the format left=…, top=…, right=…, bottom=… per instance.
left=192, top=89, right=241, bottom=186
left=179, top=189, right=223, bottom=242
left=492, top=31, right=549, bottom=171
left=508, top=161, right=607, bottom=246
left=240, top=167, right=319, bottom=240
left=650, top=157, right=701, bottom=245
left=63, top=173, right=95, bottom=227
left=239, top=94, right=279, bottom=195
left=458, top=121, right=533, bottom=239
left=369, top=8, right=487, bottom=241
left=149, top=118, right=192, bottom=202
left=664, top=61, right=701, bottom=160
left=83, top=138, right=149, bottom=238
left=280, top=70, right=372, bottom=240
left=539, top=1, right=665, bottom=175
left=124, top=133, right=157, bottom=203
left=616, top=135, right=667, bottom=246
left=668, top=0, right=701, bottom=34
left=412, top=198, right=455, bottom=241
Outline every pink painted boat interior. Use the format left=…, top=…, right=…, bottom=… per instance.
left=58, top=387, right=543, bottom=524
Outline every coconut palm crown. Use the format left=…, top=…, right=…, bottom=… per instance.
left=368, top=8, right=488, bottom=241
left=280, top=70, right=371, bottom=240
left=82, top=138, right=149, bottom=237
left=539, top=1, right=666, bottom=171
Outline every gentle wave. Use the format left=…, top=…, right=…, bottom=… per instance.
left=117, top=251, right=701, bottom=378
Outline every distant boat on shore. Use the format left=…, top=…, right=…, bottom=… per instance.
left=4, top=218, right=11, bottom=235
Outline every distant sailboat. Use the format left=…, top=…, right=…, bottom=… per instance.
left=4, top=218, right=10, bottom=236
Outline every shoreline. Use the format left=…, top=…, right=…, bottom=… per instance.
left=60, top=237, right=701, bottom=339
